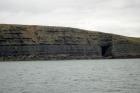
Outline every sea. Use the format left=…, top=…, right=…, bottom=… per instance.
left=0, top=59, right=140, bottom=93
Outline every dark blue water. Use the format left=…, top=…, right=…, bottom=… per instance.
left=0, top=59, right=140, bottom=93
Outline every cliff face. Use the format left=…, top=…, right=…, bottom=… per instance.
left=0, top=24, right=140, bottom=61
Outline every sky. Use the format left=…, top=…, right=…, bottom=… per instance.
left=0, top=0, right=140, bottom=37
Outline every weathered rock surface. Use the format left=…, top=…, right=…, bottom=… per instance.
left=0, top=24, right=140, bottom=61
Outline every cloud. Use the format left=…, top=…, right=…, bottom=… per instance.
left=0, top=0, right=140, bottom=37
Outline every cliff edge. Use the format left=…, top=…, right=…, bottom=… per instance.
left=0, top=24, right=140, bottom=61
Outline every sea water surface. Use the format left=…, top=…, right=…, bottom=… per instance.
left=0, top=59, right=140, bottom=93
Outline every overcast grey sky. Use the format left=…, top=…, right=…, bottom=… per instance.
left=0, top=0, right=140, bottom=37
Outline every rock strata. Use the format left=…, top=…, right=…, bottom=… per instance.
left=0, top=24, right=140, bottom=61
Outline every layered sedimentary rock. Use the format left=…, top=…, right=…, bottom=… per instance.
left=0, top=24, right=140, bottom=61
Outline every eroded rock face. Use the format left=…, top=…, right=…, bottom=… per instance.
left=0, top=24, right=140, bottom=61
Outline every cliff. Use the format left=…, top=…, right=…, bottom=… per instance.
left=0, top=24, right=140, bottom=61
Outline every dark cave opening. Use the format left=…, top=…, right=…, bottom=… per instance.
left=101, top=45, right=112, bottom=57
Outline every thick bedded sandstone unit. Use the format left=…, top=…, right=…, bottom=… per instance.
left=0, top=24, right=140, bottom=60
